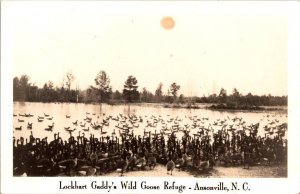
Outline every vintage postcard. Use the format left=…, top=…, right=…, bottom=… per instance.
left=1, top=1, right=300, bottom=194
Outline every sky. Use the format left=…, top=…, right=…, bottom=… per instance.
left=3, top=1, right=290, bottom=96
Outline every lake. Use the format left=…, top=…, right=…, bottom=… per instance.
left=13, top=102, right=288, bottom=142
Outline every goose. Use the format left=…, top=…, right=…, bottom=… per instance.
left=82, top=127, right=89, bottom=132
left=166, top=159, right=175, bottom=175
left=147, top=154, right=157, bottom=170
left=182, top=153, right=193, bottom=167
left=135, top=156, right=147, bottom=170
left=58, top=158, right=85, bottom=176
left=118, top=157, right=128, bottom=176
left=40, top=158, right=60, bottom=176
left=27, top=122, right=33, bottom=130
left=85, top=166, right=97, bottom=176
left=86, top=118, right=92, bottom=123
left=208, top=154, right=215, bottom=169
left=75, top=157, right=97, bottom=176
left=94, top=123, right=103, bottom=130
left=175, top=156, right=185, bottom=171
left=48, top=122, right=54, bottom=128
left=102, top=121, right=109, bottom=126
left=100, top=128, right=107, bottom=134
left=199, top=160, right=210, bottom=172
left=73, top=120, right=78, bottom=125
left=127, top=154, right=137, bottom=171
left=100, top=152, right=109, bottom=158
left=45, top=127, right=53, bottom=131
left=242, top=150, right=251, bottom=169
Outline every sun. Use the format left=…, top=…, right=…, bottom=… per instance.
left=161, top=16, right=175, bottom=30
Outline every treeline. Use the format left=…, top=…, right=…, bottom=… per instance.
left=13, top=75, right=79, bottom=103
left=195, top=88, right=287, bottom=108
left=13, top=72, right=287, bottom=107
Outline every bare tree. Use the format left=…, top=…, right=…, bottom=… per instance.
left=65, top=71, right=76, bottom=90
left=60, top=77, right=65, bottom=89
left=47, top=81, right=54, bottom=90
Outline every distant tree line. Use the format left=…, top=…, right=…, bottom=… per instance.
left=13, top=72, right=287, bottom=107
left=13, top=74, right=79, bottom=103
left=194, top=87, right=287, bottom=108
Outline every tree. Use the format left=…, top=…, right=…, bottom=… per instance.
left=155, top=82, right=163, bottom=102
left=18, top=75, right=31, bottom=101
left=113, top=90, right=122, bottom=101
left=27, top=85, right=39, bottom=102
left=141, top=87, right=154, bottom=103
left=13, top=77, right=20, bottom=101
left=65, top=71, right=76, bottom=91
left=94, top=70, right=111, bottom=103
left=19, top=75, right=30, bottom=87
left=47, top=81, right=54, bottom=90
left=245, top=92, right=253, bottom=106
left=218, top=88, right=227, bottom=103
left=169, top=82, right=180, bottom=102
left=141, top=87, right=148, bottom=102
left=232, top=88, right=240, bottom=98
left=39, top=81, right=56, bottom=102
left=85, top=86, right=98, bottom=103
left=123, top=75, right=139, bottom=103
left=178, top=94, right=185, bottom=104
left=41, top=83, right=49, bottom=102
left=164, top=89, right=173, bottom=103
left=63, top=72, right=77, bottom=102
left=208, top=93, right=218, bottom=103
left=232, top=88, right=241, bottom=106
left=47, top=81, right=57, bottom=101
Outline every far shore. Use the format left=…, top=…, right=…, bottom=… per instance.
left=13, top=101, right=287, bottom=112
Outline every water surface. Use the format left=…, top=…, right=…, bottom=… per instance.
left=13, top=102, right=288, bottom=141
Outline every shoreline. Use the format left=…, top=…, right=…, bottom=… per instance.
left=13, top=101, right=287, bottom=112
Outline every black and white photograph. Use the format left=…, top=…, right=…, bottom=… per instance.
left=1, top=1, right=300, bottom=194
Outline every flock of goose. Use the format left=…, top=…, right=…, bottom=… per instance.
left=14, top=111, right=287, bottom=138
left=13, top=111, right=287, bottom=176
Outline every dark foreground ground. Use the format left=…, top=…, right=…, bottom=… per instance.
left=101, top=163, right=287, bottom=178
left=17, top=163, right=286, bottom=177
